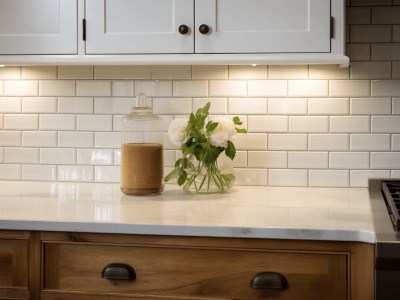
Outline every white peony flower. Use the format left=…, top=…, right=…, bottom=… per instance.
left=209, top=116, right=235, bottom=148
left=168, top=118, right=188, bottom=146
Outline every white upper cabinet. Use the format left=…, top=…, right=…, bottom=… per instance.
left=85, top=0, right=194, bottom=54
left=195, top=0, right=331, bottom=53
left=0, top=0, right=77, bottom=55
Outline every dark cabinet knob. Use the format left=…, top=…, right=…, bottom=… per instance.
left=178, top=24, right=189, bottom=35
left=199, top=24, right=210, bottom=34
left=250, top=272, right=289, bottom=290
left=101, top=263, right=136, bottom=280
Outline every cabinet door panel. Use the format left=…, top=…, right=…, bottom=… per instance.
left=0, top=0, right=77, bottom=54
left=86, top=0, right=194, bottom=54
left=195, top=0, right=331, bottom=53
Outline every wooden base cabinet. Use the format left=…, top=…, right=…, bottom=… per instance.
left=0, top=230, right=374, bottom=300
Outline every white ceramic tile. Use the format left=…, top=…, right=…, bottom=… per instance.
left=289, top=116, right=329, bottom=133
left=288, top=152, right=328, bottom=169
left=153, top=98, right=192, bottom=115
left=0, top=80, right=3, bottom=95
left=372, top=6, right=400, bottom=24
left=135, top=80, right=172, bottom=97
left=94, top=132, right=121, bottom=148
left=5, top=148, right=39, bottom=164
left=372, top=44, right=400, bottom=61
left=248, top=116, right=288, bottom=133
left=58, top=132, right=94, bottom=148
left=77, top=115, right=112, bottom=131
left=40, top=148, right=76, bottom=164
left=0, top=164, right=21, bottom=180
left=77, top=149, right=113, bottom=165
left=39, top=115, right=75, bottom=131
left=76, top=80, right=111, bottom=97
left=329, top=80, right=370, bottom=97
left=309, top=170, right=349, bottom=187
left=151, top=66, right=191, bottom=79
left=0, top=149, right=4, bottom=163
left=372, top=80, right=400, bottom=97
left=288, top=80, right=328, bottom=97
left=234, top=134, right=268, bottom=150
left=268, top=169, right=308, bottom=187
left=0, top=66, right=20, bottom=79
left=112, top=81, right=135, bottom=97
left=94, top=98, right=133, bottom=114
left=393, top=98, right=400, bottom=114
left=233, top=151, right=248, bottom=168
left=346, top=44, right=371, bottom=62
left=114, top=149, right=121, bottom=165
left=371, top=116, right=400, bottom=133
left=39, top=80, right=75, bottom=96
left=268, top=65, right=308, bottom=79
left=268, top=98, right=307, bottom=115
left=330, top=116, right=370, bottom=133
left=350, top=62, right=391, bottom=79
left=234, top=169, right=268, bottom=186
left=0, top=97, right=21, bottom=113
left=209, top=80, right=247, bottom=97
left=4, top=81, right=38, bottom=96
left=228, top=98, right=267, bottom=115
left=94, top=66, right=151, bottom=79
left=22, top=66, right=57, bottom=79
left=22, top=131, right=57, bottom=147
left=4, top=114, right=38, bottom=130
left=329, top=152, right=369, bottom=169
left=193, top=98, right=227, bottom=114
left=22, top=165, right=56, bottom=181
left=247, top=80, right=287, bottom=97
left=350, top=98, right=391, bottom=115
left=309, top=65, right=349, bottom=79
left=394, top=62, right=400, bottom=79
left=173, top=81, right=208, bottom=97
left=248, top=151, right=287, bottom=168
left=0, top=131, right=21, bottom=146
left=95, top=166, right=120, bottom=183
left=350, top=134, right=390, bottom=151
left=22, top=97, right=57, bottom=113
left=58, top=66, right=93, bottom=79
left=268, top=134, right=307, bottom=150
left=392, top=171, right=400, bottom=178
left=308, top=98, right=349, bottom=115
left=350, top=25, right=391, bottom=42
left=58, top=97, right=93, bottom=114
left=229, top=65, right=268, bottom=79
left=371, top=152, right=400, bottom=169
left=350, top=170, right=391, bottom=187
left=192, top=65, right=228, bottom=79
left=393, top=135, right=400, bottom=151
left=58, top=165, right=94, bottom=182
left=308, top=134, right=349, bottom=151
left=163, top=150, right=176, bottom=167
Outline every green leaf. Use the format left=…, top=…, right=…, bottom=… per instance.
left=164, top=169, right=177, bottom=182
left=235, top=127, right=247, bottom=134
left=206, top=121, right=218, bottom=133
left=233, top=116, right=243, bottom=125
left=177, top=171, right=188, bottom=186
left=202, top=102, right=211, bottom=115
left=225, top=140, right=236, bottom=160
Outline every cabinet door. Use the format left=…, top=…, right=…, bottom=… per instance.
left=0, top=0, right=77, bottom=55
left=195, top=0, right=331, bottom=53
left=85, top=0, right=194, bottom=54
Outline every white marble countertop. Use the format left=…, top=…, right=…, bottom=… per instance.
left=0, top=181, right=376, bottom=243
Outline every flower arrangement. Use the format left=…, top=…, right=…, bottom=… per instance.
left=164, top=102, right=247, bottom=193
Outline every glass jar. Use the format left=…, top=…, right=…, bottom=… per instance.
left=120, top=94, right=164, bottom=195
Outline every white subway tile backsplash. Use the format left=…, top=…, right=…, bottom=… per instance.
left=0, top=131, right=21, bottom=147
left=268, top=134, right=307, bottom=150
left=329, top=80, right=370, bottom=97
left=268, top=169, right=308, bottom=187
left=235, top=169, right=268, bottom=186
left=309, top=65, right=349, bottom=79
left=193, top=98, right=227, bottom=114
left=372, top=80, right=400, bottom=97
left=23, top=131, right=57, bottom=147
left=22, top=66, right=57, bottom=79
left=288, top=152, right=328, bottom=169
left=94, top=66, right=151, bottom=79
left=5, top=148, right=39, bottom=164
left=58, top=66, right=93, bottom=79
left=232, top=151, right=248, bottom=168
left=350, top=62, right=391, bottom=79
left=371, top=116, right=400, bottom=133
left=229, top=65, right=268, bottom=79
left=192, top=66, right=228, bottom=80
left=58, top=132, right=93, bottom=148
left=0, top=67, right=20, bottom=79
left=112, top=81, right=135, bottom=97
left=351, top=134, right=390, bottom=151
left=22, top=165, right=56, bottom=181
left=58, top=165, right=94, bottom=182
left=0, top=97, right=21, bottom=113
left=0, top=164, right=21, bottom=180
left=152, top=66, right=191, bottom=79
left=309, top=170, right=349, bottom=187
left=351, top=98, right=391, bottom=115
left=4, top=114, right=38, bottom=130
left=371, top=152, right=400, bottom=169
left=248, top=116, right=288, bottom=133
left=288, top=80, right=328, bottom=97
left=346, top=44, right=371, bottom=62
left=392, top=171, right=400, bottom=178
left=76, top=80, right=111, bottom=97
left=95, top=166, right=120, bottom=183
left=22, top=97, right=57, bottom=113
left=4, top=81, right=38, bottom=96
left=39, top=80, right=75, bottom=96
left=268, top=65, right=308, bottom=79
left=135, top=80, right=172, bottom=97
left=393, top=98, right=400, bottom=114
left=40, top=148, right=76, bottom=164
left=330, top=116, right=370, bottom=133
left=228, top=98, right=267, bottom=115
left=393, top=135, right=400, bottom=151
left=234, top=134, right=268, bottom=150
left=268, top=98, right=307, bottom=115
left=94, top=132, right=121, bottom=148
left=58, top=97, right=93, bottom=114
left=350, top=170, right=391, bottom=187
left=308, top=134, right=349, bottom=151
left=153, top=98, right=192, bottom=115
left=248, top=80, right=287, bottom=97
left=372, top=44, right=400, bottom=61
left=77, top=115, right=112, bottom=131
left=77, top=149, right=113, bottom=165
left=209, top=80, right=247, bottom=97
left=329, top=152, right=370, bottom=169
left=0, top=80, right=3, bottom=95
left=173, top=81, right=208, bottom=97
left=39, top=114, right=75, bottom=131
left=248, top=151, right=287, bottom=168
left=308, top=98, right=349, bottom=115
left=350, top=25, right=392, bottom=43
left=94, top=98, right=132, bottom=114
left=289, top=116, right=329, bottom=133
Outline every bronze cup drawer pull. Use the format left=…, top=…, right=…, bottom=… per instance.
left=101, top=263, right=136, bottom=280
left=250, top=272, right=289, bottom=290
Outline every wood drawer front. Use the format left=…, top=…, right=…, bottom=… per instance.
left=43, top=242, right=348, bottom=300
left=0, top=238, right=30, bottom=299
